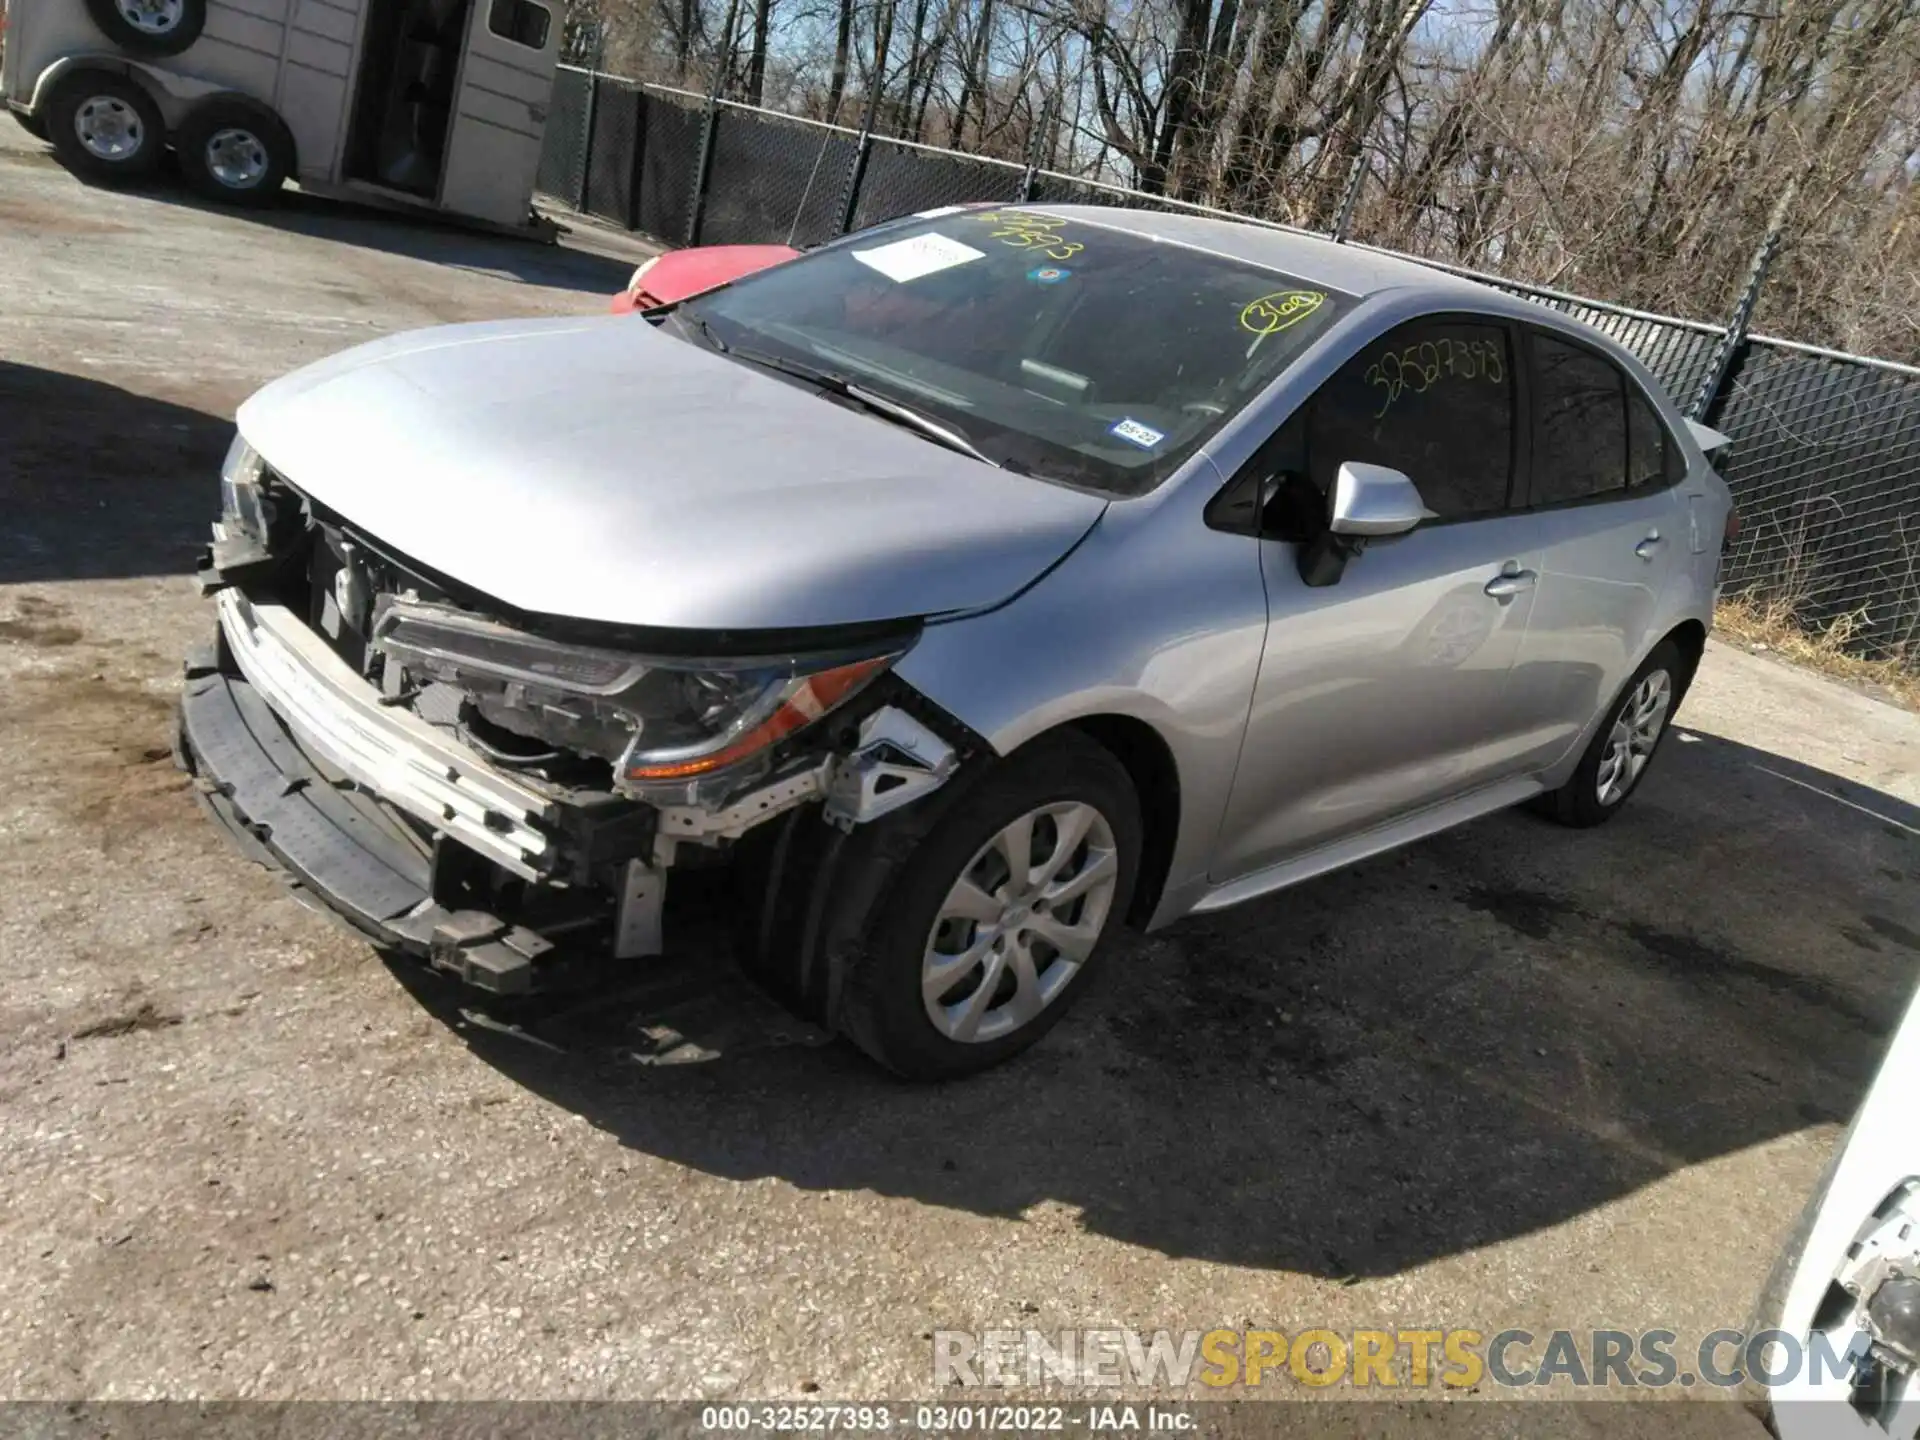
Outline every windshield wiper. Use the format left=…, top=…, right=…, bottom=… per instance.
left=674, top=309, right=730, bottom=354
left=728, top=346, right=1002, bottom=469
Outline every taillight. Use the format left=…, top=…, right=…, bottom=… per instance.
left=1723, top=507, right=1741, bottom=553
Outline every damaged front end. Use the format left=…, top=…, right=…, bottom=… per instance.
left=178, top=441, right=967, bottom=995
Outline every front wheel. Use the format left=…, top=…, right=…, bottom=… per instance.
left=1535, top=639, right=1683, bottom=827
left=836, top=732, right=1141, bottom=1080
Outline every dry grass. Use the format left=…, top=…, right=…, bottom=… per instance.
left=1715, top=592, right=1920, bottom=711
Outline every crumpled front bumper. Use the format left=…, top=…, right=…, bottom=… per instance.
left=213, top=588, right=559, bottom=877
left=176, top=594, right=587, bottom=992
left=179, top=582, right=969, bottom=996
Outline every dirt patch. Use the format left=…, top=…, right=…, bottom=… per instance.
left=0, top=195, right=133, bottom=235
left=0, top=617, right=84, bottom=646
left=72, top=1000, right=183, bottom=1040
left=4, top=668, right=191, bottom=841
left=1716, top=594, right=1917, bottom=711
left=0, top=146, right=60, bottom=172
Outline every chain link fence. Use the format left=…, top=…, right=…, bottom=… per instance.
left=633, top=89, right=704, bottom=245
left=584, top=76, right=645, bottom=229
left=848, top=138, right=1026, bottom=231
left=701, top=103, right=858, bottom=248
left=1716, top=344, right=1920, bottom=654
left=534, top=66, right=592, bottom=211
left=534, top=69, right=1920, bottom=661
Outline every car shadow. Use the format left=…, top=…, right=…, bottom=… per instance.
left=388, top=721, right=1920, bottom=1279
left=0, top=361, right=232, bottom=587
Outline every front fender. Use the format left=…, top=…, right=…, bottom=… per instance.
left=895, top=487, right=1268, bottom=929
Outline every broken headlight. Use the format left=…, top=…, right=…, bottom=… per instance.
left=219, top=435, right=273, bottom=549
left=373, top=597, right=901, bottom=797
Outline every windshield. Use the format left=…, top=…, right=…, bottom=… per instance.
left=676, top=209, right=1354, bottom=496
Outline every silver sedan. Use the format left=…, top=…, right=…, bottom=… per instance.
left=180, top=204, right=1736, bottom=1078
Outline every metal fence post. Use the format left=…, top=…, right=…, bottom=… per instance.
left=576, top=69, right=600, bottom=213
left=1329, top=142, right=1367, bottom=243
left=836, top=97, right=878, bottom=236
left=1016, top=97, right=1055, bottom=203
left=1689, top=180, right=1797, bottom=421
left=685, top=0, right=743, bottom=246
left=686, top=99, right=722, bottom=245
left=624, top=90, right=648, bottom=232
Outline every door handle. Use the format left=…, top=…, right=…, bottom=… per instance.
left=1484, top=569, right=1536, bottom=598
left=1635, top=531, right=1666, bottom=561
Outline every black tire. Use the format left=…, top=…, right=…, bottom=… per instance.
left=82, top=0, right=206, bottom=56
left=44, top=72, right=165, bottom=183
left=1535, top=639, right=1684, bottom=828
left=176, top=96, right=293, bottom=206
left=9, top=108, right=51, bottom=142
left=818, top=731, right=1142, bottom=1081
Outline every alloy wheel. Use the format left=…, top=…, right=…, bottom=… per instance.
left=1596, top=669, right=1672, bottom=806
left=922, top=801, right=1119, bottom=1044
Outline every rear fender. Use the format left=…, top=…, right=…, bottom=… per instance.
left=29, top=51, right=225, bottom=126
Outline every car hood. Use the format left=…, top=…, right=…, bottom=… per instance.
left=235, top=316, right=1107, bottom=631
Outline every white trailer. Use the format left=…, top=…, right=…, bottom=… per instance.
left=1, top=0, right=560, bottom=228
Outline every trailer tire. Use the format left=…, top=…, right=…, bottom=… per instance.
left=83, top=0, right=206, bottom=56
left=177, top=97, right=294, bottom=206
left=45, top=71, right=166, bottom=183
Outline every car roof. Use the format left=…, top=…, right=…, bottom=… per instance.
left=1028, top=204, right=1696, bottom=409
left=1036, top=205, right=1492, bottom=301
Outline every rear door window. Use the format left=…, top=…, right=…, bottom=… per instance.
left=1625, top=383, right=1686, bottom=489
left=1528, top=331, right=1631, bottom=504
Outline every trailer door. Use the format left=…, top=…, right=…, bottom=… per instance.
left=438, top=0, right=559, bottom=226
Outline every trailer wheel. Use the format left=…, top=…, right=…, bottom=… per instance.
left=177, top=97, right=294, bottom=206
left=45, top=71, right=166, bottom=183
left=82, top=0, right=206, bottom=56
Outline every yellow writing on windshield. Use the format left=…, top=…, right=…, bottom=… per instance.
left=1240, top=290, right=1326, bottom=336
left=974, top=210, right=1082, bottom=261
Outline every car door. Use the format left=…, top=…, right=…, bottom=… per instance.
left=1499, top=327, right=1688, bottom=772
left=437, top=0, right=560, bottom=226
left=1210, top=315, right=1548, bottom=883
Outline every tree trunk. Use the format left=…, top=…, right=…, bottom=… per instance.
left=824, top=0, right=853, bottom=122
left=746, top=0, right=773, bottom=104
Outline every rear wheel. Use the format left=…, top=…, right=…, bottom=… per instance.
left=1536, top=640, right=1682, bottom=827
left=176, top=97, right=293, bottom=205
left=45, top=72, right=165, bottom=183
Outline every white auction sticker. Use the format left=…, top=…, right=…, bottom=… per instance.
left=850, top=233, right=986, bottom=283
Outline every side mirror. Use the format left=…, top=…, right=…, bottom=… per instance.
left=1297, top=462, right=1436, bottom=588
left=1329, top=462, right=1436, bottom=537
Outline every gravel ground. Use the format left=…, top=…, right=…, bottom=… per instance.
left=1, top=119, right=1917, bottom=1413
